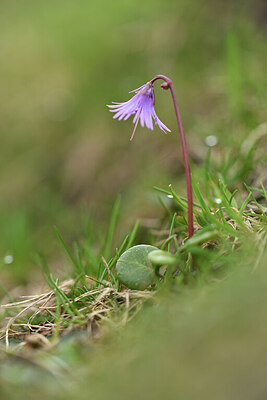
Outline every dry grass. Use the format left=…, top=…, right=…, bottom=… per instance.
left=0, top=278, right=153, bottom=349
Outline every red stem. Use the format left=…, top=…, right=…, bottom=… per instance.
left=150, top=74, right=194, bottom=238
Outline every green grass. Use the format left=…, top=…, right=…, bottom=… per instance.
left=0, top=186, right=266, bottom=399
left=0, top=143, right=266, bottom=399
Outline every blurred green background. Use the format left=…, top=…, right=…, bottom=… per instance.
left=0, top=0, right=266, bottom=285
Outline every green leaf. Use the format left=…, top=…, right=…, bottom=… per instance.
left=181, top=229, right=219, bottom=252
left=148, top=250, right=177, bottom=266
left=116, top=245, right=158, bottom=290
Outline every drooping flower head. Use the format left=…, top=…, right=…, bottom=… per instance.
left=107, top=82, right=171, bottom=141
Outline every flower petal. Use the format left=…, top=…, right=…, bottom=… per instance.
left=107, top=82, right=170, bottom=139
left=152, top=109, right=171, bottom=134
left=142, top=97, right=154, bottom=130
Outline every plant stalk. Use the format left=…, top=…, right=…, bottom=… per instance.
left=150, top=74, right=194, bottom=237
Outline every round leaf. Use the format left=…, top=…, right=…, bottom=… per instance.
left=116, top=245, right=158, bottom=290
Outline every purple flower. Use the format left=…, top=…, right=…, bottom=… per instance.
left=107, top=82, right=171, bottom=141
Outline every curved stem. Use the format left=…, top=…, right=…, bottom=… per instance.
left=150, top=75, right=194, bottom=238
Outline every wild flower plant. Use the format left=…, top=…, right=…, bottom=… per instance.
left=107, top=75, right=194, bottom=238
